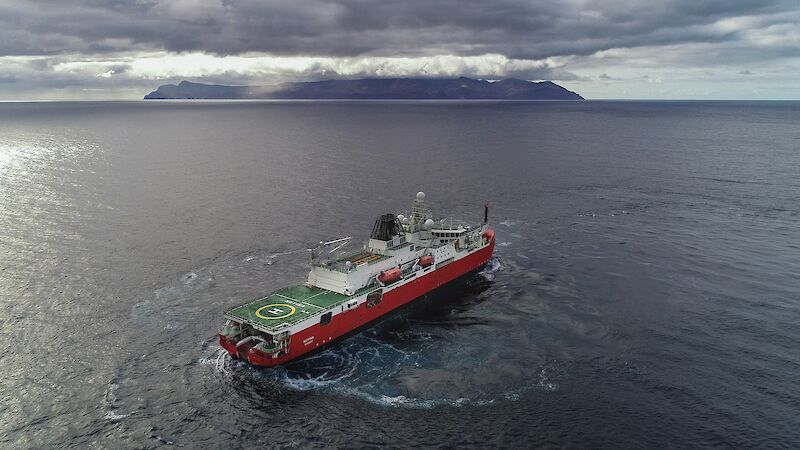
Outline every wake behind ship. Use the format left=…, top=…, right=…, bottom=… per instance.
left=219, top=192, right=496, bottom=367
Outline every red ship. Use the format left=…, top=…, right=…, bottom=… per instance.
left=219, top=191, right=496, bottom=367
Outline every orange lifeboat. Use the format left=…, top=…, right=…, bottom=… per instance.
left=418, top=255, right=434, bottom=267
left=378, top=268, right=402, bottom=284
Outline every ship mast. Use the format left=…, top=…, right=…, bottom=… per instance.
left=410, top=191, right=432, bottom=232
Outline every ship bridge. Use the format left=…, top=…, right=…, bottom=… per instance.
left=306, top=212, right=418, bottom=296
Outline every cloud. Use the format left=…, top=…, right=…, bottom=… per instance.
left=33, top=52, right=580, bottom=83
left=0, top=0, right=799, bottom=98
left=2, top=0, right=798, bottom=59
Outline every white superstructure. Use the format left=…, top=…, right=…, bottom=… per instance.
left=306, top=191, right=488, bottom=296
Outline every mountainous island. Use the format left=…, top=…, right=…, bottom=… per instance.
left=144, top=77, right=584, bottom=100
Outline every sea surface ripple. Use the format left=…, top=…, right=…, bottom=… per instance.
left=1, top=100, right=799, bottom=448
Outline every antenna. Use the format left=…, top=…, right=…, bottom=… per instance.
left=484, top=202, right=489, bottom=224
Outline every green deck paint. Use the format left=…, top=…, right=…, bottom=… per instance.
left=225, top=285, right=348, bottom=332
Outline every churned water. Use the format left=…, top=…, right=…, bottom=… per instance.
left=1, top=100, right=799, bottom=448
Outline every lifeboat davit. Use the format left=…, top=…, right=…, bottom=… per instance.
left=378, top=268, right=402, bottom=284
left=418, top=255, right=434, bottom=267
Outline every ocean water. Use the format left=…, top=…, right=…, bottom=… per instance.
left=1, top=100, right=799, bottom=448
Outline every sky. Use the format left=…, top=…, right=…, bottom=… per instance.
left=1, top=0, right=799, bottom=100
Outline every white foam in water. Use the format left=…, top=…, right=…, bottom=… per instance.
left=475, top=257, right=502, bottom=282
left=104, top=382, right=132, bottom=421
left=538, top=367, right=559, bottom=391
left=482, top=257, right=502, bottom=274
left=215, top=349, right=229, bottom=373
left=203, top=323, right=559, bottom=410
left=105, top=410, right=131, bottom=421
left=196, top=340, right=235, bottom=377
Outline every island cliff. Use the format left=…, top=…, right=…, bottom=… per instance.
left=144, top=77, right=584, bottom=100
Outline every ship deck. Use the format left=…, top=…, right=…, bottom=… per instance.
left=225, top=285, right=348, bottom=332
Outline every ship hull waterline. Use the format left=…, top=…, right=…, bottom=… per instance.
left=219, top=234, right=495, bottom=367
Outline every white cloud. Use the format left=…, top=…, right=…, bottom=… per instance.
left=46, top=52, right=575, bottom=83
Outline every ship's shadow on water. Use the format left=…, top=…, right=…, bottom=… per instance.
left=371, top=260, right=499, bottom=337
left=207, top=258, right=558, bottom=408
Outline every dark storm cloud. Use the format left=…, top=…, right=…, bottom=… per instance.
left=1, top=0, right=798, bottom=60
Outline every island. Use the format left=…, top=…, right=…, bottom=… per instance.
left=144, top=77, right=584, bottom=100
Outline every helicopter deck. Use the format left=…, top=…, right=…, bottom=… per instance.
left=225, top=285, right=347, bottom=332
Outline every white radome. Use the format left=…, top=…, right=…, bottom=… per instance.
left=416, top=191, right=425, bottom=200
left=424, top=218, right=435, bottom=229
left=397, top=214, right=405, bottom=221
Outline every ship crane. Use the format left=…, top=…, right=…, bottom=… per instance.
left=307, top=236, right=352, bottom=261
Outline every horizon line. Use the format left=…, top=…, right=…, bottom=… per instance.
left=2, top=98, right=800, bottom=103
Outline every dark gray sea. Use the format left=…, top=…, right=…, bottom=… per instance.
left=1, top=100, right=799, bottom=448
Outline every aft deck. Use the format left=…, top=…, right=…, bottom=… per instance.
left=225, top=285, right=348, bottom=332
left=316, top=250, right=390, bottom=273
left=341, top=250, right=384, bottom=265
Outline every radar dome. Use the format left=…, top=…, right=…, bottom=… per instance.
left=345, top=261, right=352, bottom=270
left=424, top=218, right=435, bottom=230
left=397, top=214, right=405, bottom=221
left=416, top=191, right=426, bottom=200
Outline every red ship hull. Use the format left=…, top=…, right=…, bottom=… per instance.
left=220, top=231, right=495, bottom=367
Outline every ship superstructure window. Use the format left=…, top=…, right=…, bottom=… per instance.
left=320, top=312, right=332, bottom=326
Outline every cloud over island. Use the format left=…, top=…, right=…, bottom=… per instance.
left=1, top=0, right=799, bottom=99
